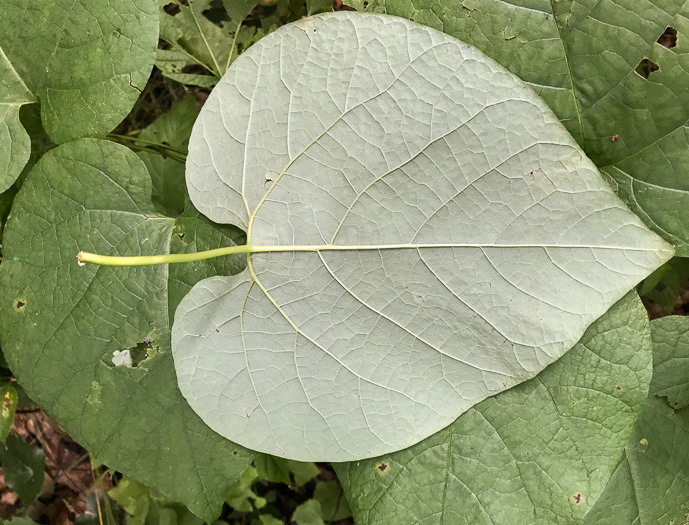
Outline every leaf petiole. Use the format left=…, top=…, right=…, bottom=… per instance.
left=77, top=245, right=254, bottom=266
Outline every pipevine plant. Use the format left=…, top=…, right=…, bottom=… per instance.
left=1, top=1, right=688, bottom=524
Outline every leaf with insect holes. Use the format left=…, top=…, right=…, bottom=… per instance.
left=0, top=139, right=253, bottom=521
left=174, top=12, right=673, bottom=462
left=352, top=0, right=689, bottom=256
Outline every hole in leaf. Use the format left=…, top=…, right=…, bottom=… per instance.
left=163, top=2, right=180, bottom=16
left=14, top=299, right=26, bottom=311
left=111, top=338, right=156, bottom=368
left=655, top=281, right=667, bottom=292
left=614, top=385, right=622, bottom=391
left=635, top=58, right=659, bottom=79
left=657, top=26, right=678, bottom=49
left=572, top=493, right=584, bottom=505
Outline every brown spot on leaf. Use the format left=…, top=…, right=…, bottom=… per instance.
left=615, top=385, right=622, bottom=391
left=657, top=27, right=678, bottom=49
left=15, top=299, right=26, bottom=310
left=611, top=134, right=620, bottom=142
left=375, top=462, right=389, bottom=475
left=572, top=492, right=583, bottom=505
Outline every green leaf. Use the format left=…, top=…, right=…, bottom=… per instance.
left=221, top=0, right=261, bottom=26
left=109, top=478, right=151, bottom=525
left=135, top=95, right=199, bottom=217
left=3, top=518, right=41, bottom=525
left=175, top=12, right=671, bottom=462
left=307, top=0, right=333, bottom=14
left=138, top=153, right=186, bottom=218
left=353, top=1, right=689, bottom=256
left=584, top=318, right=689, bottom=524
left=154, top=49, right=221, bottom=88
left=254, top=455, right=320, bottom=485
left=649, top=316, right=689, bottom=409
left=639, top=257, right=689, bottom=313
left=336, top=292, right=653, bottom=524
left=0, top=435, right=46, bottom=505
left=0, top=185, right=17, bottom=242
left=313, top=481, right=351, bottom=522
left=292, top=499, right=325, bottom=525
left=0, top=0, right=158, bottom=190
left=138, top=95, right=199, bottom=154
left=254, top=455, right=292, bottom=485
left=0, top=139, right=252, bottom=521
left=0, top=383, right=18, bottom=443
left=583, top=402, right=689, bottom=525
left=226, top=465, right=266, bottom=512
left=158, top=0, right=236, bottom=85
left=289, top=460, right=320, bottom=486
left=258, top=515, right=283, bottom=525
left=0, top=104, right=30, bottom=194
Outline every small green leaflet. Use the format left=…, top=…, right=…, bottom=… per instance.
left=174, top=12, right=672, bottom=462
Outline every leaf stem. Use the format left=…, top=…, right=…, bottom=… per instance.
left=78, top=245, right=254, bottom=266
left=78, top=241, right=672, bottom=267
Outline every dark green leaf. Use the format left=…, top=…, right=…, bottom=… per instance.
left=313, top=481, right=351, bottom=522
left=221, top=0, right=260, bottom=26
left=0, top=435, right=46, bottom=505
left=650, top=316, right=689, bottom=409
left=158, top=0, right=234, bottom=84
left=640, top=257, right=689, bottom=313
left=0, top=0, right=158, bottom=190
left=139, top=96, right=198, bottom=153
left=0, top=139, right=251, bottom=521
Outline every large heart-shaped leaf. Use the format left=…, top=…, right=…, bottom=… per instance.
left=337, top=292, right=653, bottom=524
left=0, top=139, right=252, bottom=521
left=0, top=0, right=158, bottom=192
left=175, top=12, right=672, bottom=462
left=351, top=0, right=689, bottom=256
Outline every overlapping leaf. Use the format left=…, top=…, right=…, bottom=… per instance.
left=352, top=0, right=689, bottom=255
left=337, top=293, right=653, bottom=524
left=175, top=12, right=672, bottom=462
left=0, top=139, right=252, bottom=520
left=583, top=316, right=689, bottom=524
left=0, top=0, right=158, bottom=192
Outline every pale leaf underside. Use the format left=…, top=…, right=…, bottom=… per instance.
left=173, top=13, right=673, bottom=461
